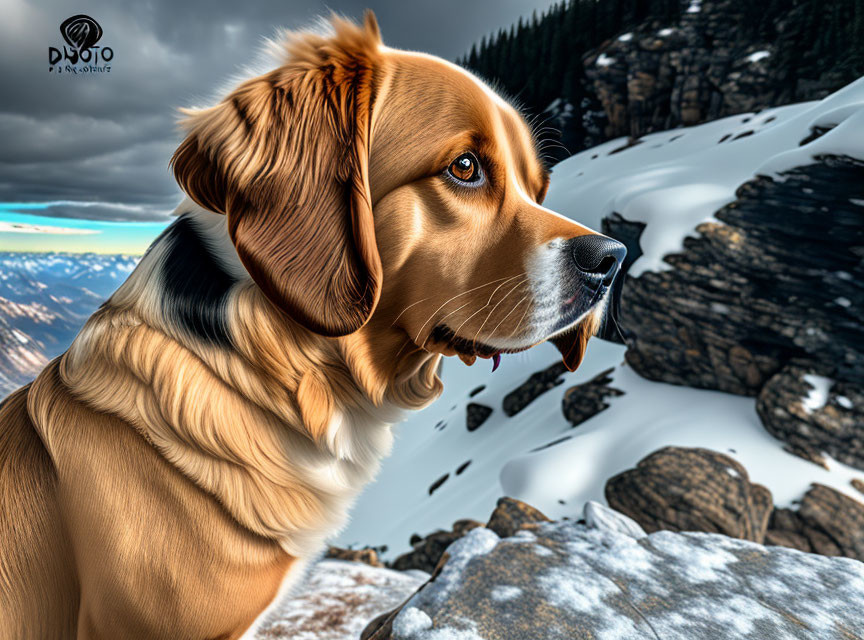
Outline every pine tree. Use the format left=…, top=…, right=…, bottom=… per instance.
left=458, top=0, right=863, bottom=160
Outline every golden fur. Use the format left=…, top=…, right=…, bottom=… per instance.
left=0, top=12, right=612, bottom=638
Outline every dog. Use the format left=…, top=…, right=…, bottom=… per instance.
left=0, top=12, right=625, bottom=639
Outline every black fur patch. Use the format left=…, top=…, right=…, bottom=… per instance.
left=160, top=216, right=235, bottom=347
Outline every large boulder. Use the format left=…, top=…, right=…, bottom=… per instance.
left=767, top=484, right=864, bottom=560
left=605, top=446, right=773, bottom=541
left=607, top=446, right=864, bottom=562
left=370, top=507, right=864, bottom=639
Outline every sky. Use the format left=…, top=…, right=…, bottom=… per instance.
left=0, top=0, right=558, bottom=254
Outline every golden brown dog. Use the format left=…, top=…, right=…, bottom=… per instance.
left=0, top=13, right=624, bottom=639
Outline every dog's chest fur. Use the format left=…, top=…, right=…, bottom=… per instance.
left=52, top=203, right=412, bottom=558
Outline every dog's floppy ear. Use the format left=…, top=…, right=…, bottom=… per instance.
left=171, top=12, right=383, bottom=337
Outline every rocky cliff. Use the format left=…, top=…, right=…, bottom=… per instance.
left=610, top=153, right=864, bottom=469
left=578, top=0, right=855, bottom=149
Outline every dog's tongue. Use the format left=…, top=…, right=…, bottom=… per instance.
left=551, top=322, right=593, bottom=372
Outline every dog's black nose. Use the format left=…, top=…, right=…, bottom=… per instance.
left=571, top=234, right=627, bottom=285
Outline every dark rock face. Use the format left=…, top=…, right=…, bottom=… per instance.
left=757, top=366, right=864, bottom=471
left=606, top=446, right=773, bottom=541
left=501, top=361, right=568, bottom=417
left=582, top=0, right=840, bottom=145
left=767, top=484, right=864, bottom=561
left=465, top=402, right=493, bottom=432
left=485, top=497, right=550, bottom=538
left=561, top=367, right=625, bottom=427
left=389, top=519, right=483, bottom=574
left=618, top=156, right=864, bottom=399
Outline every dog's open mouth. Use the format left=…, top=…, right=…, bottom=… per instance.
left=426, top=324, right=526, bottom=370
left=425, top=283, right=609, bottom=372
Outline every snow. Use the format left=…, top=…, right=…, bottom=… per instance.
left=596, top=53, right=617, bottom=67
left=392, top=607, right=433, bottom=637
left=801, top=374, right=832, bottom=413
left=489, top=585, right=522, bottom=601
left=618, top=32, right=633, bottom=42
left=583, top=501, right=646, bottom=539
left=542, top=78, right=864, bottom=276
left=687, top=0, right=702, bottom=13
left=746, top=50, right=771, bottom=63
left=837, top=396, right=854, bottom=410
left=658, top=27, right=676, bottom=36
left=500, top=359, right=863, bottom=512
left=835, top=296, right=852, bottom=307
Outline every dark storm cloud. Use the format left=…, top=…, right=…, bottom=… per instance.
left=11, top=202, right=171, bottom=223
left=1, top=0, right=555, bottom=222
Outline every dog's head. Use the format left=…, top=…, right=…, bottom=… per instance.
left=172, top=13, right=624, bottom=375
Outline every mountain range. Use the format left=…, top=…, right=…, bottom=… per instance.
left=0, top=253, right=138, bottom=396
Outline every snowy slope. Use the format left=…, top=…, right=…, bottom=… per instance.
left=338, top=80, right=864, bottom=557
left=339, top=341, right=864, bottom=557
left=543, top=77, right=864, bottom=276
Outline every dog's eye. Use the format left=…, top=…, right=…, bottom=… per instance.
left=447, top=153, right=482, bottom=184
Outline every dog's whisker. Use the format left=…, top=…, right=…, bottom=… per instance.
left=390, top=296, right=431, bottom=328
left=436, top=300, right=474, bottom=326
left=471, top=277, right=529, bottom=349
left=484, top=272, right=526, bottom=307
left=612, top=313, right=629, bottom=345
left=488, top=291, right=531, bottom=340
left=412, top=274, right=517, bottom=344
left=508, top=295, right=534, bottom=340
left=450, top=274, right=526, bottom=344
left=451, top=300, right=494, bottom=341
left=393, top=334, right=416, bottom=360
left=417, top=299, right=475, bottom=352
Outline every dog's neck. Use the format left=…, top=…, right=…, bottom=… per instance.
left=59, top=202, right=441, bottom=555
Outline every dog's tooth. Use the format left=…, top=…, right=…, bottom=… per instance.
left=492, top=353, right=501, bottom=372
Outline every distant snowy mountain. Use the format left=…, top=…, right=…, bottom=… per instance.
left=0, top=253, right=138, bottom=396
left=339, top=79, right=864, bottom=557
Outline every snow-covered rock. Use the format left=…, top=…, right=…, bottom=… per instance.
left=374, top=521, right=864, bottom=639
